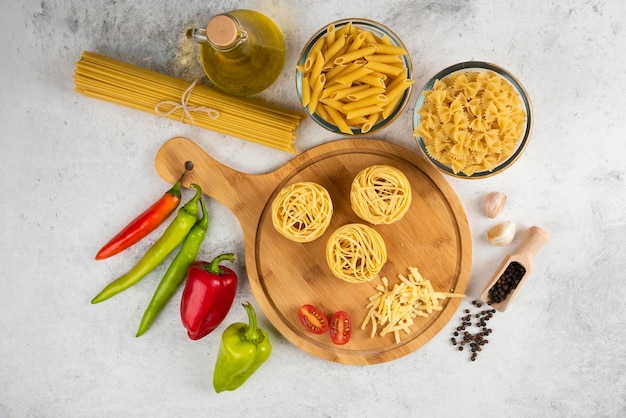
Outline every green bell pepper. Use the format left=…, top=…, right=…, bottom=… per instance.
left=213, top=302, right=271, bottom=393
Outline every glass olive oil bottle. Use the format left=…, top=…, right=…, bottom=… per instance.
left=187, top=9, right=286, bottom=96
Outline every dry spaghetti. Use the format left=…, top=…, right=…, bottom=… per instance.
left=271, top=182, right=333, bottom=243
left=350, top=165, right=412, bottom=225
left=326, top=223, right=387, bottom=283
left=73, top=51, right=303, bottom=153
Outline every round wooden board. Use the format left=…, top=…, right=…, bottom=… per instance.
left=155, top=137, right=472, bottom=365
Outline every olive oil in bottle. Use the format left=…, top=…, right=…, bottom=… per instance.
left=187, top=9, right=286, bottom=96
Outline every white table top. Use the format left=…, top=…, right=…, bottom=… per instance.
left=2, top=1, right=624, bottom=416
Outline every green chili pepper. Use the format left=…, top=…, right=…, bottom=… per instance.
left=213, top=302, right=272, bottom=393
left=135, top=197, right=209, bottom=337
left=91, top=184, right=203, bottom=304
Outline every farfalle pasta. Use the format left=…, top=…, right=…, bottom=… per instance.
left=414, top=70, right=527, bottom=176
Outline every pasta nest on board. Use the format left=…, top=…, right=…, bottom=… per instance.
left=350, top=165, right=412, bottom=225
left=326, top=223, right=387, bottom=283
left=271, top=182, right=333, bottom=243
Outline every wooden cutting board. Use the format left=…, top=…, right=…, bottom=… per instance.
left=155, top=136, right=472, bottom=365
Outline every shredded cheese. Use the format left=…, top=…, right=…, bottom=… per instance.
left=361, top=266, right=464, bottom=343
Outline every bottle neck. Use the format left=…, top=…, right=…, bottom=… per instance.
left=207, top=14, right=248, bottom=52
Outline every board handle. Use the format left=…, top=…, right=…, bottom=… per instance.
left=154, top=136, right=243, bottom=210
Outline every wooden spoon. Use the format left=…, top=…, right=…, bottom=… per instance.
left=480, top=226, right=549, bottom=312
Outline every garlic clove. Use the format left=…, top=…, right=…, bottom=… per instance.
left=483, top=191, right=507, bottom=218
left=487, top=220, right=516, bottom=246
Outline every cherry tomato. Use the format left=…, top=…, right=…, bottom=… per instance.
left=297, top=304, right=329, bottom=334
left=329, top=311, right=352, bottom=345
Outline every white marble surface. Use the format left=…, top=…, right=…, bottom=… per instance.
left=1, top=0, right=625, bottom=416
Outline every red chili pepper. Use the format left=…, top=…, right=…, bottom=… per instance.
left=95, top=163, right=193, bottom=260
left=181, top=253, right=238, bottom=340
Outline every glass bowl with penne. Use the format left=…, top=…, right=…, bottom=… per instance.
left=413, top=61, right=533, bottom=178
left=296, top=19, right=414, bottom=135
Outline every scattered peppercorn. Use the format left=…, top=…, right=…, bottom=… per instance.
left=450, top=300, right=497, bottom=361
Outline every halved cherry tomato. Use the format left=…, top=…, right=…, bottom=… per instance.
left=297, top=304, right=328, bottom=334
left=329, top=311, right=352, bottom=345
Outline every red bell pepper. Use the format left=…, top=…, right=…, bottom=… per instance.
left=181, top=253, right=238, bottom=340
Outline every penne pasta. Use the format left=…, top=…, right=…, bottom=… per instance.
left=323, top=35, right=347, bottom=63
left=308, top=50, right=325, bottom=84
left=333, top=67, right=373, bottom=86
left=381, top=95, right=403, bottom=119
left=358, top=75, right=386, bottom=88
left=346, top=104, right=383, bottom=120
left=345, top=87, right=385, bottom=101
left=320, top=98, right=347, bottom=113
left=363, top=54, right=402, bottom=64
left=363, top=61, right=405, bottom=77
left=333, top=45, right=377, bottom=65
left=325, top=24, right=336, bottom=47
left=297, top=21, right=412, bottom=134
left=326, top=60, right=365, bottom=84
left=323, top=64, right=349, bottom=87
left=301, top=75, right=311, bottom=107
left=308, top=73, right=326, bottom=113
left=379, top=34, right=395, bottom=46
left=361, top=112, right=381, bottom=133
left=385, top=78, right=414, bottom=103
left=335, top=21, right=353, bottom=37
left=347, top=31, right=366, bottom=52
left=315, top=102, right=332, bottom=123
left=324, top=106, right=353, bottom=134
left=307, top=37, right=326, bottom=64
left=363, top=30, right=380, bottom=45
left=370, top=43, right=407, bottom=56
left=346, top=116, right=369, bottom=126
left=342, top=94, right=387, bottom=112
left=329, top=84, right=370, bottom=100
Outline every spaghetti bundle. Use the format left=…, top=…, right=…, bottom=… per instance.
left=271, top=182, right=333, bottom=243
left=73, top=51, right=303, bottom=153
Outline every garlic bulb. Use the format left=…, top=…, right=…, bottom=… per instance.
left=487, top=221, right=516, bottom=246
left=483, top=192, right=507, bottom=218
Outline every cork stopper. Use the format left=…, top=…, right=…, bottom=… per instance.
left=206, top=15, right=238, bottom=48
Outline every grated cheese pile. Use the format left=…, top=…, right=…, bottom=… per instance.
left=361, top=266, right=464, bottom=343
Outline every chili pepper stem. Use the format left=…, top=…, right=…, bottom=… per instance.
left=159, top=161, right=193, bottom=201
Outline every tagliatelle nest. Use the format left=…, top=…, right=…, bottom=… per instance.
left=350, top=165, right=412, bottom=225
left=271, top=182, right=333, bottom=243
left=325, top=223, right=387, bottom=283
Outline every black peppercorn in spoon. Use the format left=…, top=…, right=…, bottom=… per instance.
left=479, top=226, right=549, bottom=312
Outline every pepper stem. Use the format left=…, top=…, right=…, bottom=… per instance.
left=183, top=183, right=202, bottom=208
left=242, top=302, right=261, bottom=343
left=167, top=162, right=194, bottom=197
left=197, top=198, right=209, bottom=229
left=201, top=253, right=236, bottom=275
